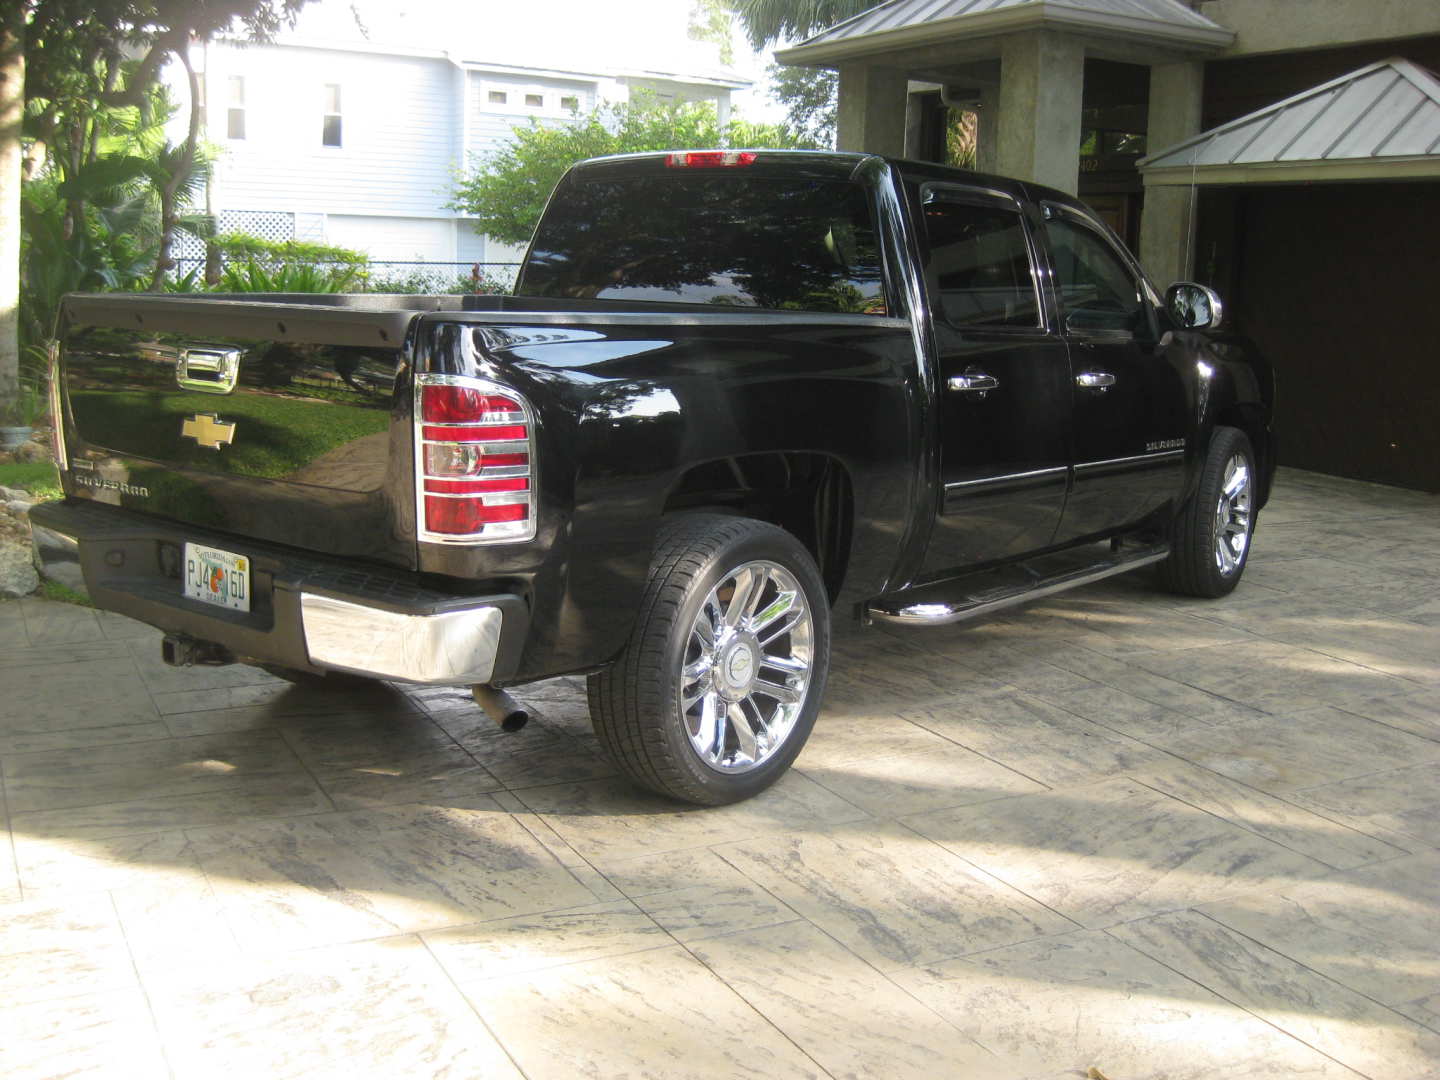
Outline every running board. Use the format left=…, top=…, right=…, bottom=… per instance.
left=868, top=541, right=1170, bottom=627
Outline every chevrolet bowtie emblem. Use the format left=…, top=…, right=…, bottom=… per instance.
left=181, top=413, right=237, bottom=450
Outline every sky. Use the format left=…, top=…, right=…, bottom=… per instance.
left=282, top=0, right=789, bottom=124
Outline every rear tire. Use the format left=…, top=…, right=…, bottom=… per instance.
left=1159, top=426, right=1257, bottom=598
left=588, top=514, right=830, bottom=806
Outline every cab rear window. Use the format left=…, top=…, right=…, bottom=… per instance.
left=518, top=175, right=886, bottom=314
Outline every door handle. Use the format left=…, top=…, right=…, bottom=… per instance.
left=148, top=344, right=243, bottom=395
left=948, top=373, right=999, bottom=393
left=1075, top=371, right=1116, bottom=391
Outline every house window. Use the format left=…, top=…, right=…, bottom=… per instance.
left=322, top=83, right=342, bottom=147
left=226, top=75, right=246, bottom=140
left=525, top=93, right=544, bottom=107
left=488, top=90, right=507, bottom=105
left=561, top=95, right=579, bottom=111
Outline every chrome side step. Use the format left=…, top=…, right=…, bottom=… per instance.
left=868, top=542, right=1170, bottom=627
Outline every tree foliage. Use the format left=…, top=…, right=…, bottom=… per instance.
left=767, top=64, right=837, bottom=147
left=3, top=0, right=313, bottom=408
left=450, top=95, right=817, bottom=248
left=728, top=0, right=877, bottom=50
left=687, top=0, right=736, bottom=67
left=728, top=0, right=877, bottom=150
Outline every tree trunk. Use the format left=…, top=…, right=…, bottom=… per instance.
left=150, top=45, right=199, bottom=292
left=0, top=3, right=24, bottom=405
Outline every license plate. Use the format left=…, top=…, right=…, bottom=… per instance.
left=183, top=543, right=251, bottom=612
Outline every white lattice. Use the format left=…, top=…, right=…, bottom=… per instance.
left=220, top=211, right=296, bottom=243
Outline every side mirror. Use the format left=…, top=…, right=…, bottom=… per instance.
left=1165, top=282, right=1225, bottom=331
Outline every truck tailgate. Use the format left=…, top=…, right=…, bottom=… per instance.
left=57, top=295, right=419, bottom=569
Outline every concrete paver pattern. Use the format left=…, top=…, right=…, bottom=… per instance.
left=1, top=467, right=1438, bottom=1078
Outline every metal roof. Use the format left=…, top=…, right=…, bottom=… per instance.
left=1140, top=58, right=1440, bottom=184
left=777, top=0, right=1233, bottom=65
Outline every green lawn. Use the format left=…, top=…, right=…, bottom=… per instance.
left=0, top=461, right=61, bottom=499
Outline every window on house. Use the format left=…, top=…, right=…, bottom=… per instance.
left=488, top=90, right=507, bottom=105
left=561, top=95, right=579, bottom=111
left=322, top=83, right=342, bottom=147
left=226, top=75, right=246, bottom=140
left=525, top=93, right=544, bottom=107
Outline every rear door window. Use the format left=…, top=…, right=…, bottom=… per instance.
left=519, top=174, right=886, bottom=313
left=919, top=189, right=1041, bottom=329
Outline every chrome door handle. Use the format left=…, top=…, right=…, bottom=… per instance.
left=948, top=373, right=999, bottom=393
left=150, top=344, right=242, bottom=395
left=1075, top=371, right=1115, bottom=391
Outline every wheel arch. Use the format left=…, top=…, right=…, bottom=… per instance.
left=1211, top=402, right=1273, bottom=509
left=661, top=451, right=855, bottom=604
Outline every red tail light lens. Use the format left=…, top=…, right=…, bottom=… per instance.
left=421, top=386, right=525, bottom=424
left=415, top=375, right=536, bottom=543
left=665, top=150, right=757, bottom=168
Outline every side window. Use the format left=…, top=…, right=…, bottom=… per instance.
left=1045, top=213, right=1146, bottom=334
left=321, top=83, right=342, bottom=148
left=226, top=76, right=246, bottom=140
left=920, top=195, right=1040, bottom=328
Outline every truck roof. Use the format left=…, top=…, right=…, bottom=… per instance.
left=563, top=148, right=1073, bottom=207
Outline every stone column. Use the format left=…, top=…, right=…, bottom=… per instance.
left=903, top=90, right=928, bottom=160
left=836, top=64, right=909, bottom=158
left=1139, top=60, right=1205, bottom=286
left=975, top=83, right=1002, bottom=174
left=996, top=31, right=1084, bottom=194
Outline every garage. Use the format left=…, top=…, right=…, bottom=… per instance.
left=1141, top=58, right=1440, bottom=492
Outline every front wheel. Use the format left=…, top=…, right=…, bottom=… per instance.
left=588, top=515, right=830, bottom=805
left=1158, top=426, right=1257, bottom=598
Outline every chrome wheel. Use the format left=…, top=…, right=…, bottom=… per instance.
left=679, top=559, right=814, bottom=773
left=1214, top=452, right=1252, bottom=576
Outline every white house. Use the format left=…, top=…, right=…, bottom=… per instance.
left=169, top=0, right=749, bottom=281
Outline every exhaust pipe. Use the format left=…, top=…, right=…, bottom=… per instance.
left=472, top=684, right=529, bottom=732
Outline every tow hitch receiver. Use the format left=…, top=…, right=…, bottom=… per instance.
left=161, top=634, right=235, bottom=668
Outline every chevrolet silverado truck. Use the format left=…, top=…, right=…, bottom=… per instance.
left=32, top=150, right=1274, bottom=805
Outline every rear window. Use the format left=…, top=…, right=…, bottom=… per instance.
left=518, top=174, right=887, bottom=314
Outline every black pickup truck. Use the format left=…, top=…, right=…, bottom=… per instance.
left=32, top=150, right=1274, bottom=805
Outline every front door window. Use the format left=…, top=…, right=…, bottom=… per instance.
left=1045, top=214, right=1147, bottom=335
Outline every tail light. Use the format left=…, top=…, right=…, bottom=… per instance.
left=665, top=150, right=757, bottom=168
left=414, top=373, right=536, bottom=544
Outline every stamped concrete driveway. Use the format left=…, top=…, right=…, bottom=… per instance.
left=2, top=467, right=1439, bottom=1080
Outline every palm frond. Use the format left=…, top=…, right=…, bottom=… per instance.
left=731, top=0, right=880, bottom=49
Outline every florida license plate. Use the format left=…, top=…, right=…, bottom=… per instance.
left=183, top=543, right=251, bottom=612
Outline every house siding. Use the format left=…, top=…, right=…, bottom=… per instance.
left=324, top=215, right=457, bottom=261
left=208, top=45, right=459, bottom=219
left=167, top=36, right=743, bottom=270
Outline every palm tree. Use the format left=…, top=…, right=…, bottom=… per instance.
left=730, top=0, right=880, bottom=49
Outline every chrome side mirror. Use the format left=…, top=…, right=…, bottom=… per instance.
left=1165, top=282, right=1225, bottom=331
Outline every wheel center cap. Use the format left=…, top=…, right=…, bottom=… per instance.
left=719, top=640, right=757, bottom=697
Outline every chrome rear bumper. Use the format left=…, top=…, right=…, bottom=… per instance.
left=31, top=523, right=87, bottom=599
left=300, top=593, right=505, bottom=684
left=28, top=500, right=528, bottom=686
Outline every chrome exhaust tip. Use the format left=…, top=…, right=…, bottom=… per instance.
left=471, top=684, right=529, bottom=732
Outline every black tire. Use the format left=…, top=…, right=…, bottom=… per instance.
left=1159, top=426, right=1257, bottom=598
left=588, top=514, right=831, bottom=806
